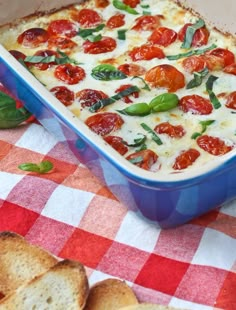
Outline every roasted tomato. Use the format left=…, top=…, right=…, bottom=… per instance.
left=72, top=8, right=102, bottom=27
left=47, top=19, right=77, bottom=38
left=85, top=112, right=124, bottom=136
left=83, top=36, right=117, bottom=54
left=224, top=63, right=236, bottom=75
left=148, top=27, right=177, bottom=47
left=95, top=0, right=109, bottom=8
left=178, top=23, right=210, bottom=47
left=76, top=89, right=108, bottom=108
left=123, top=0, right=140, bottom=8
left=106, top=13, right=125, bottom=29
left=32, top=49, right=58, bottom=70
left=104, top=135, right=128, bottom=155
left=115, top=84, right=139, bottom=103
left=47, top=36, right=77, bottom=50
left=205, top=48, right=235, bottom=70
left=131, top=15, right=163, bottom=31
left=179, top=95, right=213, bottom=115
left=126, top=149, right=158, bottom=170
left=182, top=55, right=207, bottom=73
left=154, top=122, right=185, bottom=138
left=118, top=63, right=146, bottom=76
left=129, top=44, right=165, bottom=61
left=225, top=91, right=236, bottom=109
left=173, top=148, right=200, bottom=170
left=197, top=135, right=233, bottom=155
left=54, top=64, right=86, bottom=85
left=50, top=86, right=75, bottom=106
left=17, top=28, right=49, bottom=48
left=145, top=64, right=185, bottom=92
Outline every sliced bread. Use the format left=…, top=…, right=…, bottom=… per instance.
left=118, top=303, right=187, bottom=310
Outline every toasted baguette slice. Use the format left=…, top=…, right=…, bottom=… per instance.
left=0, top=231, right=58, bottom=299
left=0, top=259, right=89, bottom=310
left=84, top=278, right=139, bottom=310
left=118, top=304, right=187, bottom=310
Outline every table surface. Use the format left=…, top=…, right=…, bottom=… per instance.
left=0, top=90, right=235, bottom=310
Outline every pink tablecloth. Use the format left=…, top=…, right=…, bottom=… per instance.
left=0, top=111, right=235, bottom=309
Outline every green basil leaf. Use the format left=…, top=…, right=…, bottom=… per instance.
left=191, top=119, right=215, bottom=139
left=86, top=34, right=102, bottom=42
left=149, top=93, right=179, bottom=112
left=181, top=19, right=205, bottom=49
left=0, top=91, right=16, bottom=110
left=128, top=155, right=144, bottom=164
left=123, top=134, right=146, bottom=147
left=24, top=55, right=56, bottom=63
left=112, top=0, right=139, bottom=14
left=206, top=75, right=221, bottom=109
left=140, top=4, right=150, bottom=8
left=186, top=67, right=209, bottom=89
left=141, top=123, right=163, bottom=145
left=78, top=24, right=105, bottom=39
left=91, top=64, right=127, bottom=81
left=118, top=102, right=151, bottom=116
left=142, top=10, right=151, bottom=15
left=18, top=160, right=53, bottom=173
left=131, top=76, right=151, bottom=91
left=117, top=29, right=127, bottom=40
left=0, top=107, right=31, bottom=129
left=167, top=43, right=217, bottom=60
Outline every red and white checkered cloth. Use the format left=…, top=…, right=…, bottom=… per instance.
left=0, top=99, right=235, bottom=309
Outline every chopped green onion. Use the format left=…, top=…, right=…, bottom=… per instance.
left=186, top=67, right=209, bottom=89
left=206, top=75, right=221, bottom=109
left=112, top=0, right=139, bottom=14
left=141, top=123, right=163, bottom=145
left=167, top=43, right=217, bottom=60
left=181, top=19, right=205, bottom=49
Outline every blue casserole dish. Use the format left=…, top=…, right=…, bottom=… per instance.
left=0, top=45, right=236, bottom=228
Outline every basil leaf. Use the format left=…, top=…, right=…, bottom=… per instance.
left=0, top=91, right=16, bottom=110
left=181, top=19, right=205, bottom=49
left=89, top=85, right=140, bottom=112
left=112, top=0, right=139, bottom=14
left=78, top=24, right=105, bottom=39
left=118, top=29, right=127, bottom=40
left=0, top=107, right=31, bottom=129
left=25, top=55, right=56, bottom=63
left=128, top=155, right=144, bottom=164
left=18, top=160, right=53, bottom=173
left=86, top=34, right=102, bottom=42
left=149, top=93, right=179, bottom=112
left=141, top=123, right=163, bottom=145
left=186, top=67, right=209, bottom=89
left=206, top=75, right=221, bottom=109
left=142, top=11, right=151, bottom=15
left=167, top=44, right=217, bottom=60
left=118, top=102, right=151, bottom=116
left=191, top=119, right=215, bottom=139
left=131, top=76, right=151, bottom=91
left=140, top=4, right=150, bottom=8
left=123, top=134, right=146, bottom=147
left=91, top=64, right=127, bottom=81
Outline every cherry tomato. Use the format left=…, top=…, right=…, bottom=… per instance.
left=126, top=149, right=158, bottom=170
left=154, top=122, right=185, bottom=138
left=197, top=135, right=233, bottom=155
left=106, top=13, right=125, bottom=29
left=72, top=8, right=102, bottom=27
left=205, top=48, right=235, bottom=70
left=85, top=112, right=124, bottom=136
left=115, top=84, right=139, bottom=103
left=50, top=86, right=75, bottom=106
left=17, top=28, right=49, bottom=48
left=123, top=0, right=140, bottom=8
left=76, top=89, right=108, bottom=108
left=223, top=63, right=236, bottom=75
left=117, top=63, right=146, bottom=76
left=47, top=36, right=77, bottom=50
left=148, top=27, right=177, bottom=47
left=182, top=55, right=207, bottom=73
left=225, top=91, right=236, bottom=109
left=129, top=44, right=165, bottom=61
left=179, top=95, right=213, bottom=115
left=178, top=23, right=209, bottom=47
left=54, top=64, right=86, bottom=85
left=131, top=15, right=163, bottom=31
left=32, top=49, right=58, bottom=70
left=83, top=36, right=116, bottom=54
left=104, top=135, right=128, bottom=155
left=173, top=148, right=200, bottom=170
left=145, top=64, right=185, bottom=92
left=95, top=0, right=109, bottom=8
left=47, top=19, right=77, bottom=38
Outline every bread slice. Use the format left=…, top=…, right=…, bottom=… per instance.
left=84, top=278, right=139, bottom=310
left=118, top=304, right=187, bottom=310
left=0, top=259, right=89, bottom=310
left=0, top=231, right=58, bottom=299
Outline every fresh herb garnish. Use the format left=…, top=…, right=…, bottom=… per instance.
left=118, top=102, right=151, bottom=116
left=186, top=67, right=209, bottom=89
left=140, top=4, right=150, bottom=8
left=86, top=34, right=102, bottom=42
left=191, top=120, right=215, bottom=139
left=141, top=123, right=163, bottom=145
left=206, top=75, right=221, bottom=109
left=142, top=11, right=151, bottom=15
left=118, top=29, right=127, bottom=40
left=128, top=155, right=143, bottom=164
left=112, top=0, right=139, bottom=14
left=91, top=64, right=127, bottom=81
left=181, top=19, right=205, bottom=49
left=25, top=50, right=80, bottom=65
left=166, top=44, right=217, bottom=60
left=149, top=93, right=179, bottom=112
left=131, top=76, right=151, bottom=91
left=18, top=160, right=54, bottom=174
left=78, top=24, right=105, bottom=40
left=123, top=134, right=146, bottom=147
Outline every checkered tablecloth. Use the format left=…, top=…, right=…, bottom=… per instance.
left=0, top=89, right=235, bottom=310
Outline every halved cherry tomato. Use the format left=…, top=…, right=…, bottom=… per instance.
left=48, top=36, right=77, bottom=50
left=224, top=63, right=236, bottom=75
left=32, top=49, right=58, bottom=70
left=131, top=15, right=163, bottom=31
left=104, top=135, right=128, bottom=155
left=129, top=44, right=165, bottom=61
left=179, top=95, right=213, bottom=115
left=72, top=8, right=102, bottom=27
left=115, top=84, right=139, bottom=103
left=178, top=23, right=210, bottom=47
left=50, top=86, right=75, bottom=106
left=95, top=0, right=109, bottom=8
left=148, top=27, right=177, bottom=47
left=173, top=148, right=200, bottom=170
left=54, top=64, right=86, bottom=85
left=85, top=112, right=124, bottom=136
left=154, top=122, right=185, bottom=138
left=145, top=64, right=185, bottom=92
left=197, top=135, right=233, bottom=155
left=47, top=19, right=77, bottom=38
left=123, top=0, right=140, bottom=8
left=182, top=55, right=207, bottom=73
left=76, top=89, right=108, bottom=108
left=106, top=13, right=125, bottom=29
left=126, top=149, right=158, bottom=170
left=17, top=28, right=49, bottom=48
left=83, top=36, right=117, bottom=54
left=225, top=91, right=236, bottom=110
left=205, top=48, right=235, bottom=70
left=117, top=63, right=146, bottom=76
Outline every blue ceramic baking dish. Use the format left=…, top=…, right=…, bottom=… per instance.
left=0, top=45, right=236, bottom=228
